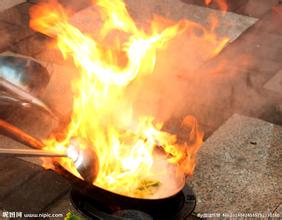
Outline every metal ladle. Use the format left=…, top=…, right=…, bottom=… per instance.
left=0, top=119, right=99, bottom=184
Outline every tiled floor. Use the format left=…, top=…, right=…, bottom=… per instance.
left=0, top=0, right=281, bottom=219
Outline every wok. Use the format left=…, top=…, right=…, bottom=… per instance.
left=0, top=55, right=49, bottom=95
left=0, top=55, right=55, bottom=118
left=0, top=118, right=187, bottom=217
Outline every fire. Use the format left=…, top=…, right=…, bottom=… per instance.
left=205, top=0, right=228, bottom=12
left=29, top=0, right=227, bottom=198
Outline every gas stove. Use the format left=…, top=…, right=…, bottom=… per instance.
left=70, top=183, right=196, bottom=220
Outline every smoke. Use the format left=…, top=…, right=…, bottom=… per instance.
left=57, top=0, right=92, bottom=13
left=238, top=0, right=280, bottom=17
left=38, top=0, right=281, bottom=139
left=120, top=0, right=231, bottom=127
left=41, top=1, right=231, bottom=131
left=128, top=29, right=226, bottom=122
left=0, top=26, right=11, bottom=52
left=122, top=0, right=282, bottom=134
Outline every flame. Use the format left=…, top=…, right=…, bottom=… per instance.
left=204, top=0, right=228, bottom=12
left=28, top=0, right=229, bottom=198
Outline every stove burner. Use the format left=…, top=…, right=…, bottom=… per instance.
left=70, top=183, right=196, bottom=220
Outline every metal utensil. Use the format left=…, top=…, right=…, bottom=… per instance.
left=0, top=55, right=56, bottom=119
left=0, top=138, right=99, bottom=184
left=0, top=148, right=67, bottom=157
left=0, top=77, right=57, bottom=119
left=0, top=118, right=99, bottom=184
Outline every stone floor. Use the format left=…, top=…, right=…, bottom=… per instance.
left=182, top=0, right=280, bottom=18
left=0, top=0, right=281, bottom=219
left=189, top=114, right=281, bottom=217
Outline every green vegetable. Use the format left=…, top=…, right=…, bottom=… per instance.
left=64, top=212, right=84, bottom=220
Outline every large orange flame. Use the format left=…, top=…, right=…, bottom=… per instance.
left=29, top=0, right=228, bottom=198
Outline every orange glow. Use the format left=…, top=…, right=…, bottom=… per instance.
left=29, top=0, right=228, bottom=198
left=204, top=0, right=228, bottom=12
left=205, top=0, right=213, bottom=5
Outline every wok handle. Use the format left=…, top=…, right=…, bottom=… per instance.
left=0, top=118, right=44, bottom=149
left=0, top=148, right=67, bottom=157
